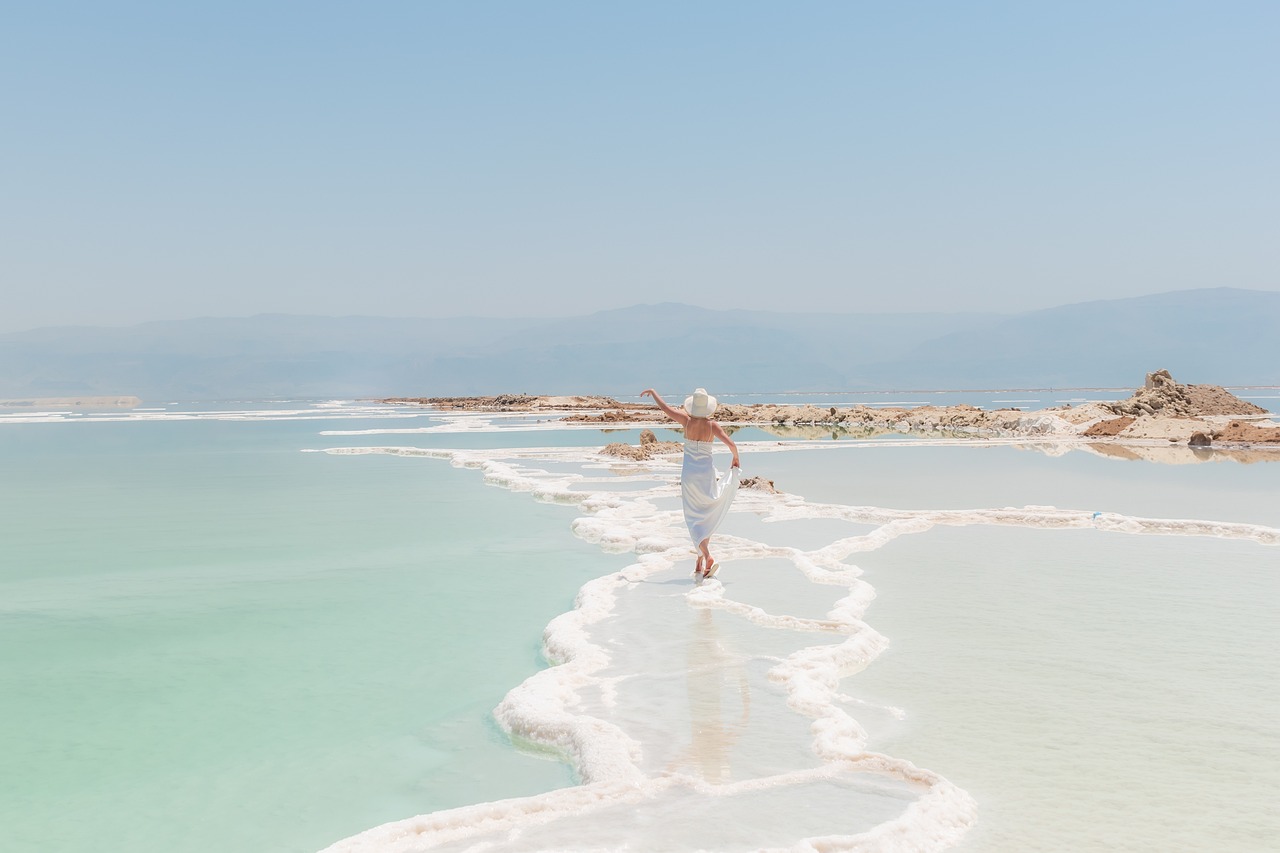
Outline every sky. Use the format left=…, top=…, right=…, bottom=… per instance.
left=2, top=1, right=1277, bottom=332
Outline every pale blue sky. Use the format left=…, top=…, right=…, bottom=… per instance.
left=2, top=1, right=1277, bottom=332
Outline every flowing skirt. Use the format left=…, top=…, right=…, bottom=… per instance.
left=680, top=440, right=740, bottom=545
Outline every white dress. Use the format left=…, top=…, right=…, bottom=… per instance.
left=680, top=439, right=740, bottom=545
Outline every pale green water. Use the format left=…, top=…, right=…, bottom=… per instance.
left=4, top=408, right=1278, bottom=852
left=854, top=527, right=1279, bottom=852
left=0, top=414, right=628, bottom=852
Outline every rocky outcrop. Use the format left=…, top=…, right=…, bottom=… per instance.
left=739, top=476, right=780, bottom=494
left=639, top=429, right=670, bottom=449
left=600, top=443, right=648, bottom=460
left=713, top=402, right=1075, bottom=439
left=383, top=394, right=625, bottom=411
left=600, top=429, right=682, bottom=460
left=383, top=374, right=1278, bottom=448
left=1104, top=370, right=1267, bottom=418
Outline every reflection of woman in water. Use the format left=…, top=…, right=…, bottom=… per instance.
left=640, top=387, right=740, bottom=579
left=668, top=609, right=751, bottom=782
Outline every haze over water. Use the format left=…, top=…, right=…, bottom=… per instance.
left=3, top=398, right=1276, bottom=851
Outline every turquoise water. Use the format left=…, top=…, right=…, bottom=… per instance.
left=4, top=403, right=1278, bottom=852
left=0, top=413, right=628, bottom=852
left=313, top=426, right=1277, bottom=852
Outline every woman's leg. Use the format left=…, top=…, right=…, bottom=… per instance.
left=699, top=537, right=715, bottom=576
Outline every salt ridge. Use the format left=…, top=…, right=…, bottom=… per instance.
left=317, top=440, right=1278, bottom=853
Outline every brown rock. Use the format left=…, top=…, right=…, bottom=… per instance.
left=739, top=475, right=779, bottom=494
left=1083, top=416, right=1136, bottom=437
left=600, top=443, right=648, bottom=460
left=384, top=394, right=628, bottom=412
left=1212, top=421, right=1280, bottom=444
left=1182, top=385, right=1268, bottom=416
left=1188, top=432, right=1212, bottom=447
left=600, top=434, right=682, bottom=460
left=1145, top=369, right=1175, bottom=390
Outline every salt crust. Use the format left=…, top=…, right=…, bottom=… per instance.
left=318, top=441, right=1278, bottom=853
left=0, top=403, right=421, bottom=425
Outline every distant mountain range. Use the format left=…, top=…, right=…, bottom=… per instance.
left=1, top=288, right=1277, bottom=400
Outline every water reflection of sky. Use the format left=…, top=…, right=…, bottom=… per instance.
left=763, top=441, right=1280, bottom=528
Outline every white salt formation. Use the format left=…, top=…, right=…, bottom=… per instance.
left=320, top=438, right=1277, bottom=853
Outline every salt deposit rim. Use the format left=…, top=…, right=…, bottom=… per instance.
left=316, top=436, right=1277, bottom=853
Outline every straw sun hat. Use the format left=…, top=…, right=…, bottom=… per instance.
left=683, top=388, right=717, bottom=418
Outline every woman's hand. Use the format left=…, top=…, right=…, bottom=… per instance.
left=640, top=388, right=656, bottom=400
left=731, top=456, right=741, bottom=469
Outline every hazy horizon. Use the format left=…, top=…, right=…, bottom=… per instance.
left=2, top=286, right=1273, bottom=337
left=5, top=3, right=1279, bottom=334
left=4, top=289, right=1279, bottom=399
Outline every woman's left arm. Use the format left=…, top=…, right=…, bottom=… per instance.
left=711, top=421, right=740, bottom=468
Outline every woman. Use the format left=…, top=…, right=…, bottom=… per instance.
left=640, top=387, right=741, bottom=579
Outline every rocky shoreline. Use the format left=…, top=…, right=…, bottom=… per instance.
left=381, top=371, right=1280, bottom=450
left=380, top=394, right=621, bottom=411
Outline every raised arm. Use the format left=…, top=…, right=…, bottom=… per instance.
left=711, top=421, right=740, bottom=468
left=640, top=388, right=690, bottom=427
